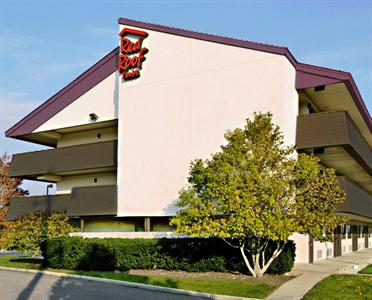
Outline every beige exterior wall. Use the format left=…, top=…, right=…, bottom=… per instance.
left=34, top=72, right=118, bottom=133
left=117, top=23, right=298, bottom=217
left=57, top=126, right=117, bottom=148
left=289, top=233, right=309, bottom=263
left=56, top=172, right=116, bottom=194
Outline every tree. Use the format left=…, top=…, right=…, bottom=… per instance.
left=0, top=211, right=75, bottom=254
left=0, top=153, right=28, bottom=231
left=171, top=112, right=347, bottom=278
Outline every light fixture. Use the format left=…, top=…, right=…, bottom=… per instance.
left=314, top=85, right=325, bottom=92
left=46, top=184, right=53, bottom=195
left=89, top=113, right=99, bottom=121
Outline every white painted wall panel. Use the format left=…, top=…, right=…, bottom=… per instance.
left=358, top=237, right=365, bottom=250
left=117, top=24, right=298, bottom=216
left=342, top=239, right=353, bottom=254
left=56, top=172, right=116, bottom=194
left=313, top=240, right=333, bottom=261
left=289, top=233, right=309, bottom=263
left=34, top=72, right=118, bottom=132
left=57, top=127, right=117, bottom=148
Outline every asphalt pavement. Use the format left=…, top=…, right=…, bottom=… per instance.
left=0, top=269, right=208, bottom=300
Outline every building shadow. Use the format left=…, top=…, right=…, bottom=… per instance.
left=47, top=276, right=181, bottom=300
left=48, top=277, right=85, bottom=300
left=16, top=272, right=43, bottom=300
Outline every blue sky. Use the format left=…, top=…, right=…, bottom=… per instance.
left=0, top=0, right=371, bottom=194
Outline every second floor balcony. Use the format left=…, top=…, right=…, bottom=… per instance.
left=337, top=177, right=372, bottom=219
left=296, top=111, right=372, bottom=194
left=7, top=185, right=117, bottom=221
left=8, top=141, right=117, bottom=182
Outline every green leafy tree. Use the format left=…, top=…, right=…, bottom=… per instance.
left=0, top=153, right=28, bottom=231
left=171, top=112, right=347, bottom=278
left=0, top=211, right=75, bottom=254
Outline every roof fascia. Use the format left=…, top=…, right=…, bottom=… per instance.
left=118, top=17, right=298, bottom=67
left=296, top=63, right=371, bottom=132
left=5, top=47, right=119, bottom=138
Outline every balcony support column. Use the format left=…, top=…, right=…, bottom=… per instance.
left=80, top=219, right=85, bottom=232
left=144, top=217, right=151, bottom=232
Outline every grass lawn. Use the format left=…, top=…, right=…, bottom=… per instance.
left=359, top=264, right=372, bottom=274
left=0, top=256, right=279, bottom=299
left=67, top=270, right=275, bottom=298
left=302, top=275, right=372, bottom=300
left=0, top=255, right=43, bottom=269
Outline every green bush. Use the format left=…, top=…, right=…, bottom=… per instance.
left=266, top=241, right=296, bottom=275
left=0, top=212, right=75, bottom=255
left=42, top=237, right=295, bottom=274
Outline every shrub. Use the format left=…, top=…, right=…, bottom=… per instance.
left=0, top=212, right=75, bottom=255
left=266, top=241, right=296, bottom=275
left=42, top=237, right=295, bottom=274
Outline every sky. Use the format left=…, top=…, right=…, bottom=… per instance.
left=0, top=0, right=371, bottom=195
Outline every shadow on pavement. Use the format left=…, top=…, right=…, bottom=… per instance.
left=47, top=276, right=200, bottom=300
left=16, top=272, right=43, bottom=300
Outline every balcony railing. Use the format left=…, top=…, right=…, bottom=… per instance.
left=7, top=185, right=117, bottom=220
left=296, top=111, right=371, bottom=174
left=8, top=141, right=117, bottom=180
left=7, top=194, right=70, bottom=220
left=337, top=177, right=372, bottom=219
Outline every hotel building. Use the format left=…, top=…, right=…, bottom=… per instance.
left=5, top=18, right=372, bottom=263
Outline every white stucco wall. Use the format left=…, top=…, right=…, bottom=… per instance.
left=34, top=72, right=118, bottom=132
left=117, top=24, right=299, bottom=216
left=342, top=238, right=353, bottom=254
left=357, top=237, right=365, bottom=250
left=313, top=240, right=333, bottom=261
left=289, top=233, right=309, bottom=263
left=70, top=232, right=175, bottom=238
left=56, top=172, right=116, bottom=194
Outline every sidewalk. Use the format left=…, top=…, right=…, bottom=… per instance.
left=267, top=248, right=372, bottom=300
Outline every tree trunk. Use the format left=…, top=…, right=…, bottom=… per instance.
left=239, top=246, right=256, bottom=277
left=240, top=241, right=286, bottom=278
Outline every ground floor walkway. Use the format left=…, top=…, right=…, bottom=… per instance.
left=267, top=248, right=372, bottom=300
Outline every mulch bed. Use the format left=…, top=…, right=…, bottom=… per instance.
left=128, top=269, right=295, bottom=286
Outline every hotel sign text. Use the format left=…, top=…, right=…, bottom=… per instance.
left=118, top=28, right=149, bottom=81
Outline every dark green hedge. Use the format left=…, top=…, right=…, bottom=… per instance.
left=41, top=238, right=295, bottom=275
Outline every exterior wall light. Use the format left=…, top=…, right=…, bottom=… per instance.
left=89, top=113, right=99, bottom=121
left=46, top=184, right=53, bottom=195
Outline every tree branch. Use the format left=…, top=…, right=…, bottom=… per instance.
left=221, top=238, right=240, bottom=249
left=240, top=246, right=256, bottom=277
left=261, top=241, right=286, bottom=274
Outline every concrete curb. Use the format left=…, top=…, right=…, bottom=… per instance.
left=0, top=266, right=261, bottom=300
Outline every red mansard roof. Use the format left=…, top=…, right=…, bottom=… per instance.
left=5, top=18, right=371, bottom=138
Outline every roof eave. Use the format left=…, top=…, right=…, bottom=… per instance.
left=5, top=47, right=119, bottom=139
left=118, top=17, right=298, bottom=67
